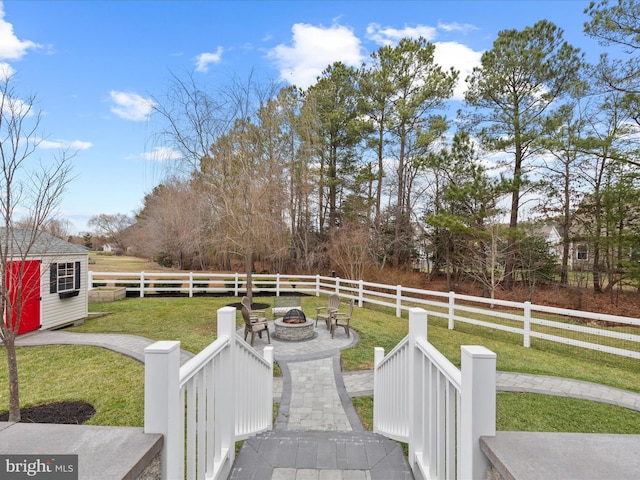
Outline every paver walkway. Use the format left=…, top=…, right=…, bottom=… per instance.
left=14, top=321, right=640, bottom=479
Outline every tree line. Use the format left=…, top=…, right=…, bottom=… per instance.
left=92, top=2, right=640, bottom=299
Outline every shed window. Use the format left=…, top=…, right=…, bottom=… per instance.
left=50, top=261, right=81, bottom=297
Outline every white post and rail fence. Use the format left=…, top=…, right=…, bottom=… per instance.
left=90, top=271, right=640, bottom=361
left=132, top=277, right=637, bottom=479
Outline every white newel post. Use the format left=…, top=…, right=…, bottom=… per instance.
left=408, top=308, right=428, bottom=477
left=216, top=307, right=237, bottom=466
left=372, top=346, right=385, bottom=433
left=144, top=340, right=182, bottom=480
left=459, top=345, right=496, bottom=480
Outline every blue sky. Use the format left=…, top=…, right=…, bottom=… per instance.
left=1, top=0, right=602, bottom=234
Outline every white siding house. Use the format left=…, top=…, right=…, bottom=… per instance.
left=3, top=229, right=89, bottom=334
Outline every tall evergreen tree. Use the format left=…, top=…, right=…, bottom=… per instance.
left=465, top=20, right=584, bottom=289
left=303, top=62, right=364, bottom=238
left=369, top=37, right=458, bottom=268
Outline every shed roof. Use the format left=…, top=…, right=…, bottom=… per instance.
left=1, top=228, right=89, bottom=256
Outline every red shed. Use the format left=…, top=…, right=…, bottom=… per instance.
left=3, top=229, right=89, bottom=335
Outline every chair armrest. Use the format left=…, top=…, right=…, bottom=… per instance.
left=316, top=306, right=327, bottom=313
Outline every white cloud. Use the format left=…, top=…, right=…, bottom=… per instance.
left=195, top=46, right=223, bottom=73
left=366, top=23, right=437, bottom=46
left=0, top=3, right=40, bottom=60
left=39, top=138, right=93, bottom=150
left=433, top=41, right=483, bottom=100
left=140, top=146, right=183, bottom=162
left=109, top=90, right=155, bottom=121
left=268, top=23, right=364, bottom=89
left=0, top=61, right=13, bottom=79
left=437, top=21, right=479, bottom=34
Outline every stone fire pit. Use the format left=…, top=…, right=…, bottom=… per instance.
left=274, top=309, right=315, bottom=341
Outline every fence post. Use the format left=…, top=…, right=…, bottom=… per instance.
left=396, top=285, right=402, bottom=317
left=523, top=302, right=531, bottom=348
left=459, top=345, right=496, bottom=480
left=335, top=276, right=340, bottom=294
left=234, top=273, right=239, bottom=297
left=189, top=272, right=194, bottom=298
left=448, top=291, right=455, bottom=330
left=144, top=340, right=182, bottom=480
left=316, top=274, right=320, bottom=297
left=408, top=308, right=428, bottom=475
left=358, top=280, right=364, bottom=308
left=216, top=307, right=236, bottom=467
left=140, top=272, right=145, bottom=298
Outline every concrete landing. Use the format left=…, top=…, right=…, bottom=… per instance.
left=0, top=421, right=162, bottom=480
left=481, top=431, right=640, bottom=480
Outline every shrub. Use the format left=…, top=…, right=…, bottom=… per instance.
left=155, top=253, right=173, bottom=268
left=255, top=277, right=275, bottom=290
left=153, top=280, right=182, bottom=294
left=193, top=278, right=209, bottom=289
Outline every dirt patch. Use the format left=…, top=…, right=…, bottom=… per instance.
left=0, top=401, right=96, bottom=424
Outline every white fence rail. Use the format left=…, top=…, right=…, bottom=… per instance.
left=91, top=271, right=640, bottom=360
left=374, top=308, right=496, bottom=480
left=144, top=307, right=273, bottom=480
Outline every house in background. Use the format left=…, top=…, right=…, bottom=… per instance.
left=531, top=224, right=562, bottom=258
left=3, top=229, right=89, bottom=335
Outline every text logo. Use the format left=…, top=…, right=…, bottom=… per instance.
left=0, top=455, right=77, bottom=479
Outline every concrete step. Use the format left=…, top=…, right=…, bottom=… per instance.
left=230, top=429, right=413, bottom=479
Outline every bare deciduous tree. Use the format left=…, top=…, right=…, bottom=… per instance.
left=87, top=213, right=134, bottom=254
left=0, top=74, right=74, bottom=422
left=327, top=222, right=371, bottom=280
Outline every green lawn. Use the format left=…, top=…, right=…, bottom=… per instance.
left=1, top=294, right=639, bottom=433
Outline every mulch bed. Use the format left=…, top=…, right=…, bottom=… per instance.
left=226, top=302, right=270, bottom=310
left=0, top=401, right=96, bottom=424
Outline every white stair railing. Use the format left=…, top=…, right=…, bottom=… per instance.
left=374, top=308, right=496, bottom=480
left=144, top=307, right=273, bottom=480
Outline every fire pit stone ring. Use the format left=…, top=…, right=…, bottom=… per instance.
left=274, top=308, right=315, bottom=341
